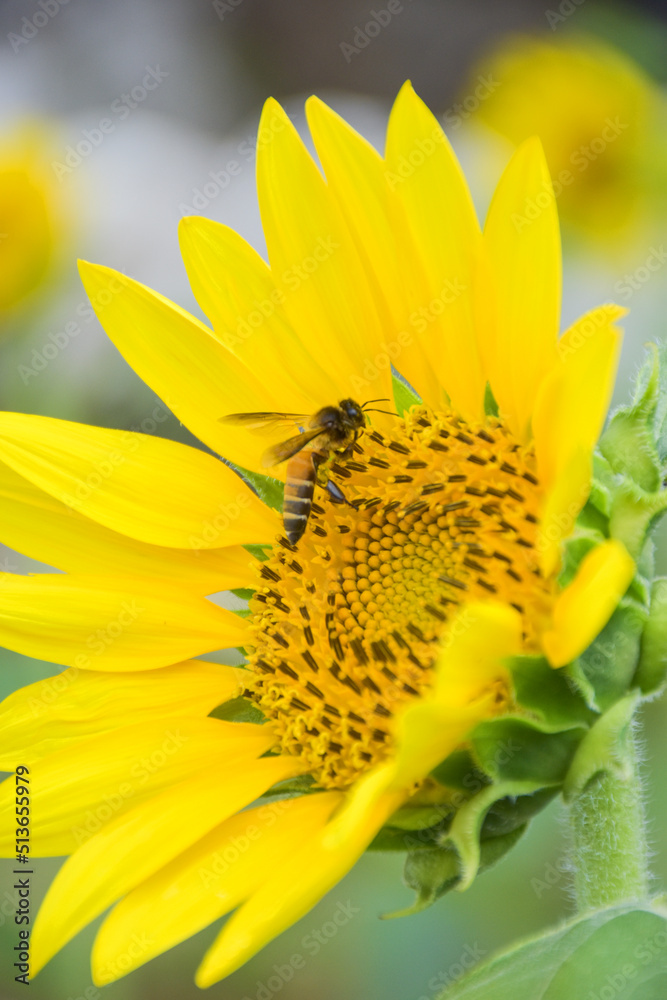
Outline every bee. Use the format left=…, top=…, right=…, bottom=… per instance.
left=222, top=398, right=388, bottom=545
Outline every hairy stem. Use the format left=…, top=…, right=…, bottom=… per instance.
left=568, top=717, right=650, bottom=912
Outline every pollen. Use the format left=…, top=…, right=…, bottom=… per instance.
left=246, top=405, right=553, bottom=789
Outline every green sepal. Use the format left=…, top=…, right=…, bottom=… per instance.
left=258, top=774, right=317, bottom=799
left=600, top=409, right=662, bottom=493
left=230, top=588, right=255, bottom=601
left=609, top=479, right=667, bottom=561
left=483, top=382, right=499, bottom=418
left=471, top=716, right=585, bottom=785
left=366, top=822, right=449, bottom=853
left=234, top=464, right=284, bottom=512
left=442, top=779, right=548, bottom=890
left=244, top=543, right=271, bottom=562
left=588, top=451, right=617, bottom=518
left=567, top=601, right=647, bottom=712
left=385, top=825, right=527, bottom=918
left=209, top=696, right=266, bottom=725
left=392, top=371, right=421, bottom=416
left=634, top=578, right=667, bottom=694
left=382, top=803, right=455, bottom=832
left=599, top=342, right=664, bottom=491
left=438, top=904, right=667, bottom=999
left=563, top=690, right=640, bottom=801
left=558, top=530, right=607, bottom=589
left=429, top=748, right=489, bottom=793
left=507, top=655, right=594, bottom=730
left=480, top=787, right=558, bottom=839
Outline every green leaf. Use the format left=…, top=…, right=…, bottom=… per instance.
left=439, top=905, right=667, bottom=999
left=392, top=371, right=421, bottom=416
left=634, top=578, right=667, bottom=694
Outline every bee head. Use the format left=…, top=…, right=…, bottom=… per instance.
left=338, top=398, right=366, bottom=429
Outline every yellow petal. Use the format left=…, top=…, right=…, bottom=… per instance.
left=0, top=659, right=245, bottom=768
left=92, top=791, right=341, bottom=983
left=542, top=540, right=635, bottom=667
left=0, top=572, right=248, bottom=670
left=31, top=755, right=299, bottom=977
left=533, top=304, right=624, bottom=575
left=384, top=82, right=484, bottom=418
left=256, top=99, right=392, bottom=404
left=533, top=304, right=625, bottom=487
left=0, top=717, right=274, bottom=856
left=0, top=459, right=258, bottom=590
left=0, top=411, right=276, bottom=549
left=196, top=787, right=400, bottom=987
left=483, top=138, right=561, bottom=440
left=537, top=446, right=592, bottom=578
left=179, top=216, right=334, bottom=410
left=77, top=261, right=284, bottom=475
left=305, top=97, right=426, bottom=400
left=433, top=601, right=522, bottom=704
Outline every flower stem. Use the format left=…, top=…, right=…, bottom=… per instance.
left=567, top=707, right=650, bottom=912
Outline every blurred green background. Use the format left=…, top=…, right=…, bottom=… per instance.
left=1, top=1, right=666, bottom=998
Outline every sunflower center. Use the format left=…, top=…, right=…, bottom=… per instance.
left=246, top=405, right=552, bottom=789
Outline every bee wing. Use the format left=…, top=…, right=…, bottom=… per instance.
left=262, top=427, right=326, bottom=467
left=219, top=411, right=310, bottom=433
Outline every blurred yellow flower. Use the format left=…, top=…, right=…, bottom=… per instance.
left=0, top=124, right=60, bottom=315
left=472, top=36, right=666, bottom=246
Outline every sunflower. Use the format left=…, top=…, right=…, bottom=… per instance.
left=469, top=35, right=665, bottom=246
left=0, top=124, right=60, bottom=316
left=0, top=83, right=635, bottom=988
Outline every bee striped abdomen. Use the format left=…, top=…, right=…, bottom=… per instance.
left=283, top=450, right=318, bottom=545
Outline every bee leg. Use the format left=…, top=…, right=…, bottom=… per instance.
left=325, top=480, right=348, bottom=505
